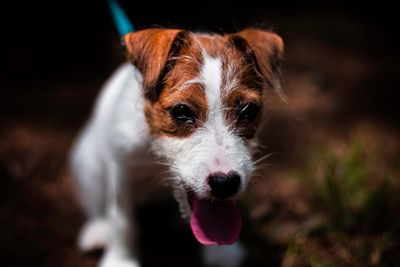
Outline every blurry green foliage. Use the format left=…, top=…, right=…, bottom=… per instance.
left=291, top=140, right=400, bottom=266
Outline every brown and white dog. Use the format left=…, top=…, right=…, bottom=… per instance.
left=70, top=28, right=283, bottom=267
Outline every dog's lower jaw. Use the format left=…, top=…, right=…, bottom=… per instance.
left=202, top=242, right=246, bottom=267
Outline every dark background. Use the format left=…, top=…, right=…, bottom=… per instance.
left=1, top=1, right=399, bottom=126
left=1, top=1, right=399, bottom=267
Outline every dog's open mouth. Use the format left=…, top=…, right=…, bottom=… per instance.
left=188, top=194, right=241, bottom=245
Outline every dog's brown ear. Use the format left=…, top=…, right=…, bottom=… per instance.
left=230, top=28, right=284, bottom=92
left=124, top=29, right=189, bottom=101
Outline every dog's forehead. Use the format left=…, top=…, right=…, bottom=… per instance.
left=185, top=34, right=262, bottom=102
left=170, top=33, right=259, bottom=95
left=194, top=34, right=227, bottom=57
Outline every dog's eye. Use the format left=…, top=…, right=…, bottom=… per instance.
left=238, top=103, right=260, bottom=122
left=170, top=104, right=196, bottom=123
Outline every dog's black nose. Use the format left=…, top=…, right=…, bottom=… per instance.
left=208, top=171, right=241, bottom=199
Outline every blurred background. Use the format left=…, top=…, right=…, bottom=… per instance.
left=1, top=1, right=399, bottom=266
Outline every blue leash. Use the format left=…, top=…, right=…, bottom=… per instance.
left=108, top=0, right=134, bottom=37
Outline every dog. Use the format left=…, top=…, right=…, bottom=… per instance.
left=70, top=27, right=283, bottom=267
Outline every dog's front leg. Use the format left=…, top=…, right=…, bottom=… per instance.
left=100, top=162, right=139, bottom=267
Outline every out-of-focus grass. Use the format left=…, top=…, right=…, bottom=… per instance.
left=285, top=129, right=400, bottom=267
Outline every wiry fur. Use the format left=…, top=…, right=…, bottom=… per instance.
left=70, top=28, right=283, bottom=267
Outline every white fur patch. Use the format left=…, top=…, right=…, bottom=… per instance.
left=201, top=55, right=222, bottom=110
left=78, top=218, right=111, bottom=252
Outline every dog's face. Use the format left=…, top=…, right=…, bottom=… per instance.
left=124, top=28, right=283, bottom=245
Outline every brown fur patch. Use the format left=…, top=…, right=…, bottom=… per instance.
left=223, top=87, right=263, bottom=139
left=230, top=28, right=284, bottom=89
left=144, top=76, right=208, bottom=137
left=124, top=29, right=190, bottom=101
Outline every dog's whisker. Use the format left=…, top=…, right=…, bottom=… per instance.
left=252, top=153, right=275, bottom=166
left=252, top=162, right=271, bottom=171
left=147, top=160, right=174, bottom=167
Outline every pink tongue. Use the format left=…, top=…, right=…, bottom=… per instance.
left=190, top=197, right=241, bottom=245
